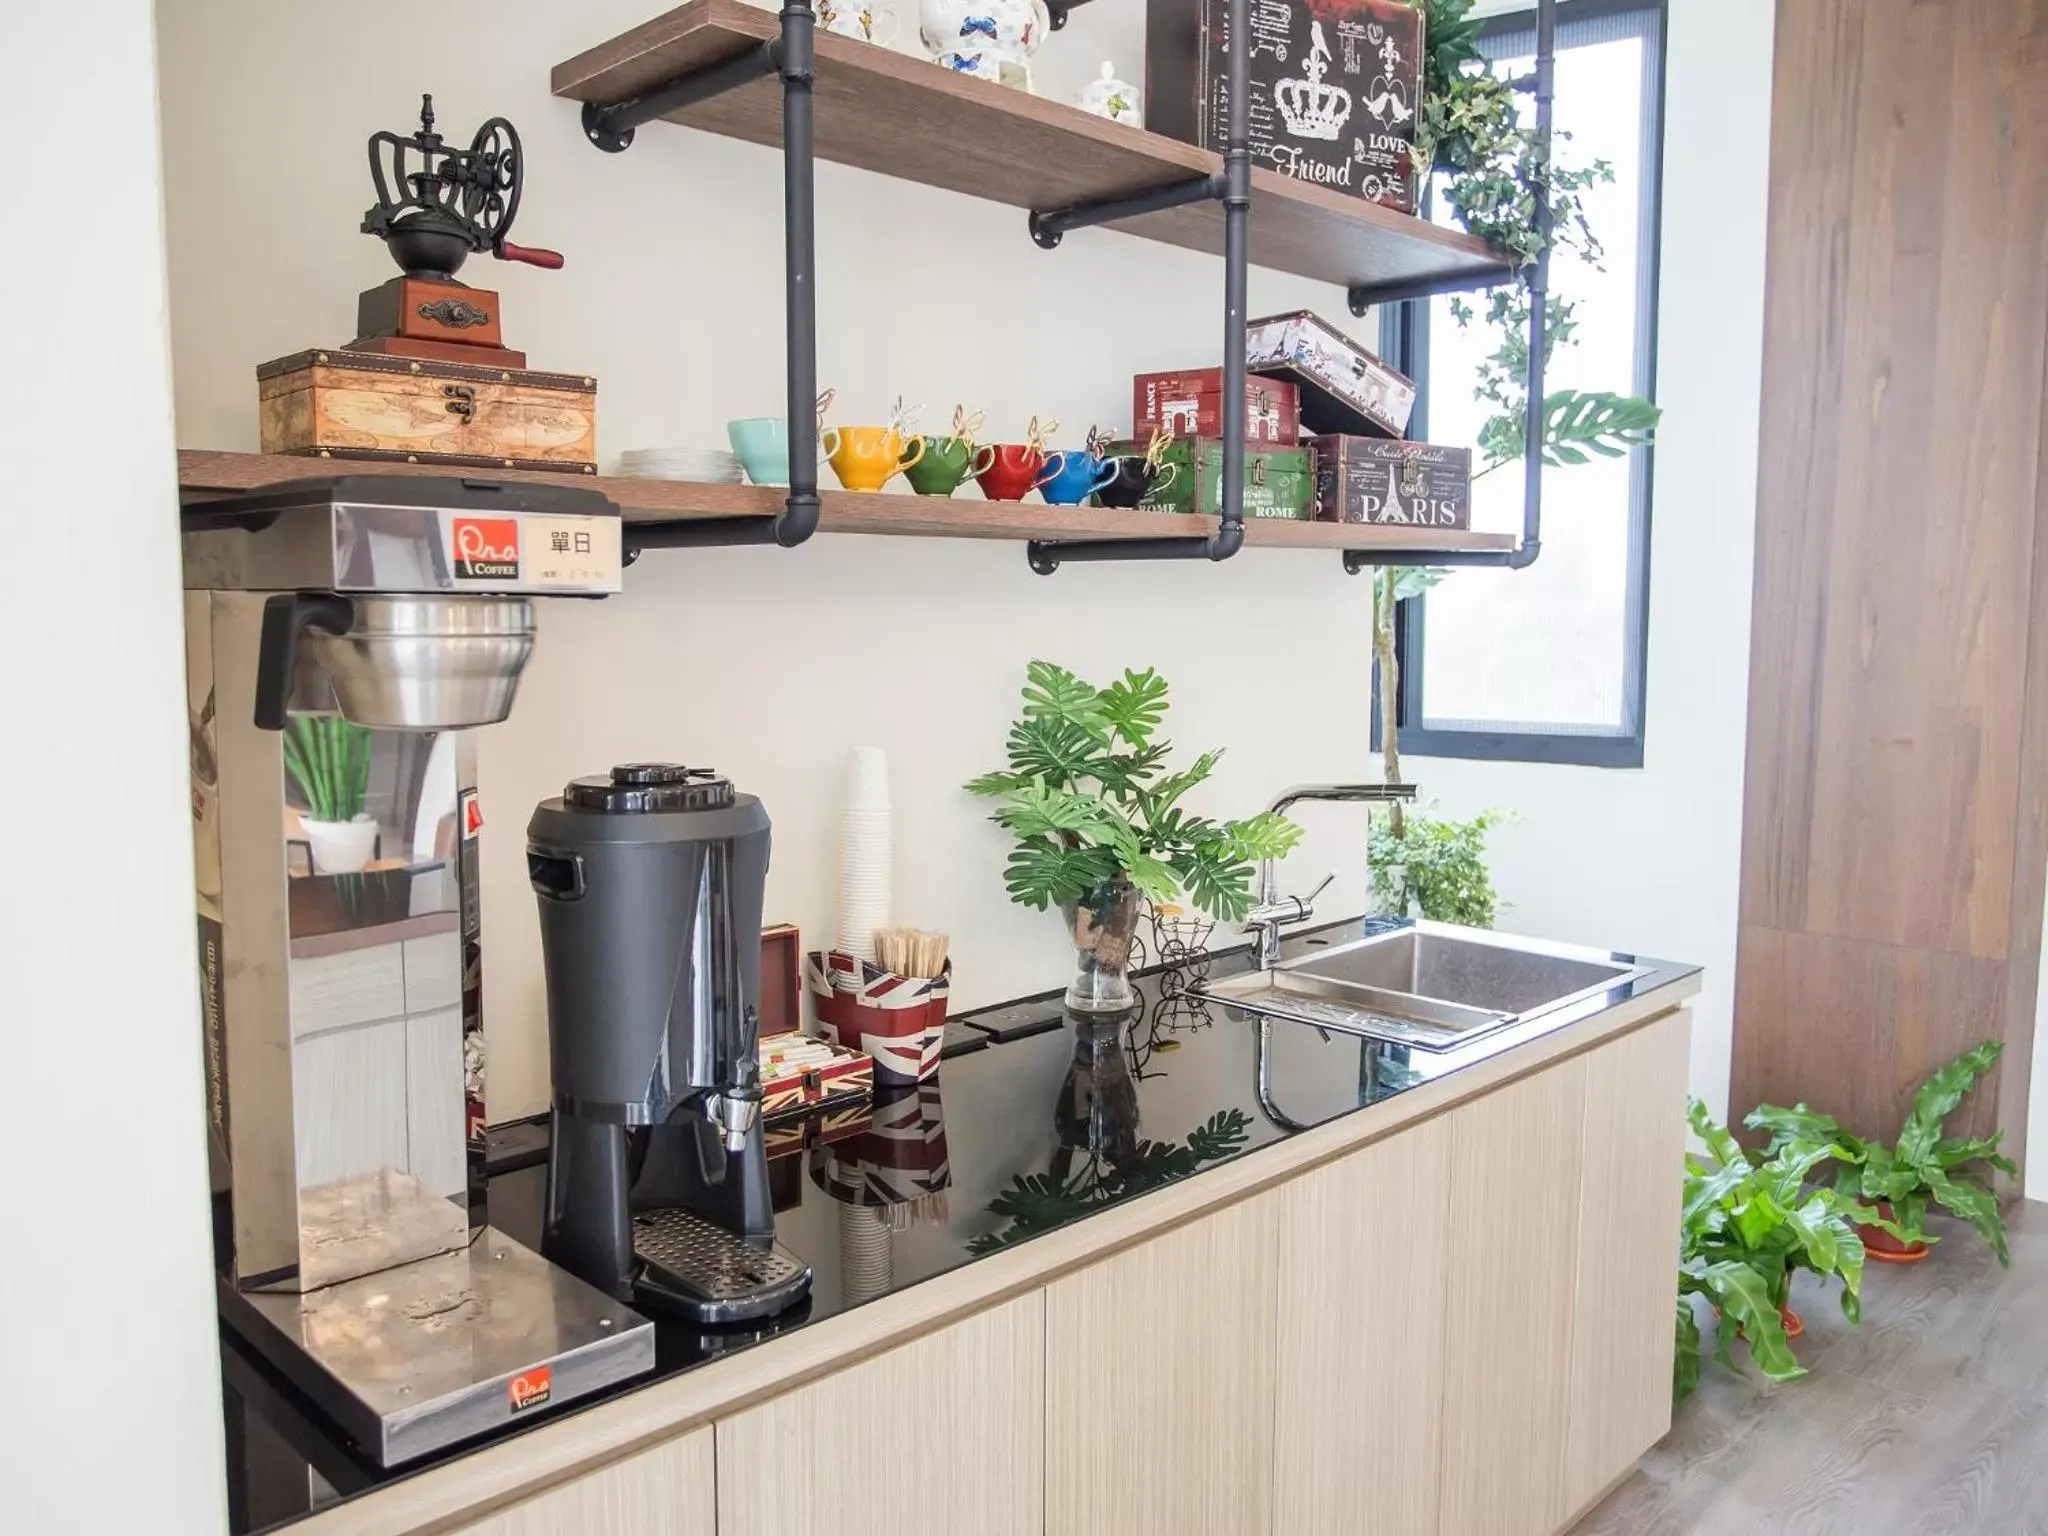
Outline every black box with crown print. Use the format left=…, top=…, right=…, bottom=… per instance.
left=1146, top=0, right=1426, bottom=214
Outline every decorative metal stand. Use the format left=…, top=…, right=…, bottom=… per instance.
left=579, top=2, right=822, bottom=554
left=1341, top=0, right=1556, bottom=576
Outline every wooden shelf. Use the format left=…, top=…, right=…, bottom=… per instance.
left=550, top=0, right=1513, bottom=295
left=177, top=450, right=1518, bottom=555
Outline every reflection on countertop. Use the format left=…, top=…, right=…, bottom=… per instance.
left=286, top=863, right=458, bottom=959
left=220, top=916, right=1698, bottom=1535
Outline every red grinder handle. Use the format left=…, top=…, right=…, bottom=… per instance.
left=496, top=241, right=565, bottom=270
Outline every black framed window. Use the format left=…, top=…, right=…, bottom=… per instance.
left=1380, top=0, right=1666, bottom=769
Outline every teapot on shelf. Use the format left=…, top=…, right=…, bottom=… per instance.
left=919, top=0, right=1052, bottom=93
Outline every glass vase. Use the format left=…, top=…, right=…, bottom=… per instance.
left=1059, top=876, right=1143, bottom=1014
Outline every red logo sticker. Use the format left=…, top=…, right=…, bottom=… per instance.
left=508, top=1366, right=552, bottom=1413
left=453, top=517, right=520, bottom=581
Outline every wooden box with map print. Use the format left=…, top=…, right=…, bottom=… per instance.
left=256, top=349, right=598, bottom=474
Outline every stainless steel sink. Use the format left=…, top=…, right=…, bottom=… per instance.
left=1202, top=922, right=1648, bottom=1053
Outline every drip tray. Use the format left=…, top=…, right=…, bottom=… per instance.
left=633, top=1208, right=812, bottom=1324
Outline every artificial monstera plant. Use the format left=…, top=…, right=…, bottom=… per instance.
left=964, top=661, right=1300, bottom=925
left=1746, top=1040, right=2015, bottom=1266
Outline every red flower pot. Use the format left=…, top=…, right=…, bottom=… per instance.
left=1859, top=1200, right=1932, bottom=1264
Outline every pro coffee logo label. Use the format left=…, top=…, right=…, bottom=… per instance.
left=452, top=517, right=520, bottom=581
left=507, top=1365, right=552, bottom=1414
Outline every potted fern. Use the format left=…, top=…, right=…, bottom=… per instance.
left=283, top=715, right=377, bottom=874
left=1746, top=1040, right=2015, bottom=1267
left=1677, top=1099, right=1887, bottom=1400
left=966, top=662, right=1301, bottom=1012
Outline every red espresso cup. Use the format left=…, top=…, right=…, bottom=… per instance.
left=975, top=443, right=1067, bottom=502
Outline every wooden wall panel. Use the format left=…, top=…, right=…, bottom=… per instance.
left=1733, top=0, right=2048, bottom=1157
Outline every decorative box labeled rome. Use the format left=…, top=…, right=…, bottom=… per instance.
left=1248, top=310, right=1416, bottom=438
left=1313, top=436, right=1472, bottom=527
left=1146, top=0, right=1425, bottom=213
left=1134, top=369, right=1301, bottom=445
left=257, top=350, right=598, bottom=474
left=1117, top=437, right=1316, bottom=520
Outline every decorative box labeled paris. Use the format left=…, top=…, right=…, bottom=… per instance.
left=1146, top=0, right=1425, bottom=213
left=1313, top=437, right=1472, bottom=527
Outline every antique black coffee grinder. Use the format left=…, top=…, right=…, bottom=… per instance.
left=351, top=94, right=561, bottom=368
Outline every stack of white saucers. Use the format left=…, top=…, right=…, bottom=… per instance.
left=836, top=747, right=891, bottom=963
left=616, top=447, right=743, bottom=483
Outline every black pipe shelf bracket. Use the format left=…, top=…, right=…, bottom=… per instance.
left=1045, top=0, right=1095, bottom=29
left=1025, top=0, right=1253, bottom=575
left=1342, top=0, right=1556, bottom=577
left=581, top=1, right=823, bottom=559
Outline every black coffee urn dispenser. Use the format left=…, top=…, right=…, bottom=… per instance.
left=528, top=763, right=811, bottom=1322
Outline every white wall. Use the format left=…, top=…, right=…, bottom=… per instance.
left=155, top=0, right=1769, bottom=1123
left=1, top=3, right=229, bottom=1531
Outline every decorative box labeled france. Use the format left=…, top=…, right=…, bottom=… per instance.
left=1133, top=369, right=1300, bottom=445
left=1248, top=310, right=1417, bottom=438
left=1146, top=0, right=1424, bottom=213
left=1313, top=436, right=1472, bottom=527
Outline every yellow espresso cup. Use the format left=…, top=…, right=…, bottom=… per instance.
left=824, top=425, right=925, bottom=494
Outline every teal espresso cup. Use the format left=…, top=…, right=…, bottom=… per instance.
left=727, top=417, right=791, bottom=486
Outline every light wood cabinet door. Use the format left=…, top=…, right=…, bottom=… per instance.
left=1563, top=1010, right=1691, bottom=1516
left=1437, top=1054, right=1589, bottom=1536
left=446, top=1427, right=714, bottom=1534
left=1272, top=1115, right=1453, bottom=1536
left=1044, top=1194, right=1280, bottom=1536
left=716, top=1292, right=1045, bottom=1536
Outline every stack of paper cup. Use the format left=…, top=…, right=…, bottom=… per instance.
left=836, top=746, right=891, bottom=962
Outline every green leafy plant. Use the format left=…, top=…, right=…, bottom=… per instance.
left=966, top=1109, right=1253, bottom=1255
left=282, top=715, right=371, bottom=824
left=1367, top=806, right=1508, bottom=926
left=1676, top=1099, right=1888, bottom=1401
left=1746, top=1041, right=2015, bottom=1266
left=964, top=662, right=1300, bottom=924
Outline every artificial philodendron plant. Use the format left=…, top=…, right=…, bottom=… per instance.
left=965, top=662, right=1301, bottom=924
left=1676, top=1099, right=1892, bottom=1402
left=1747, top=1040, right=2015, bottom=1266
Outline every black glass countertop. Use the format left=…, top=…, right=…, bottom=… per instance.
left=222, top=918, right=1697, bottom=1534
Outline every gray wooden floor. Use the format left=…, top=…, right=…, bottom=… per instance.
left=1577, top=1200, right=2048, bottom=1535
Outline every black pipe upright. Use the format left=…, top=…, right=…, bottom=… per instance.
left=1215, top=0, right=1252, bottom=560
left=1344, top=0, right=1556, bottom=574
left=780, top=0, right=821, bottom=547
left=1026, top=0, right=1251, bottom=573
left=610, top=3, right=822, bottom=555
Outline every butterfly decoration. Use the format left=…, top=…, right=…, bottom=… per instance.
left=815, top=387, right=838, bottom=429
left=1024, top=414, right=1059, bottom=453
left=1142, top=422, right=1175, bottom=473
left=960, top=14, right=998, bottom=40
left=1085, top=424, right=1112, bottom=458
left=944, top=405, right=987, bottom=454
left=887, top=395, right=924, bottom=437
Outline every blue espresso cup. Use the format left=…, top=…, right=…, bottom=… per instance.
left=727, top=417, right=791, bottom=486
left=1038, top=449, right=1120, bottom=506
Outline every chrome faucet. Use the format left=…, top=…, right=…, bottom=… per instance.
left=1245, top=783, right=1418, bottom=970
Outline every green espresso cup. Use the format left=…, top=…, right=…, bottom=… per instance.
left=901, top=435, right=996, bottom=497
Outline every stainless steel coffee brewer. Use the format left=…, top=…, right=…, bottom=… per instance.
left=528, top=764, right=812, bottom=1323
left=181, top=474, right=654, bottom=1466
